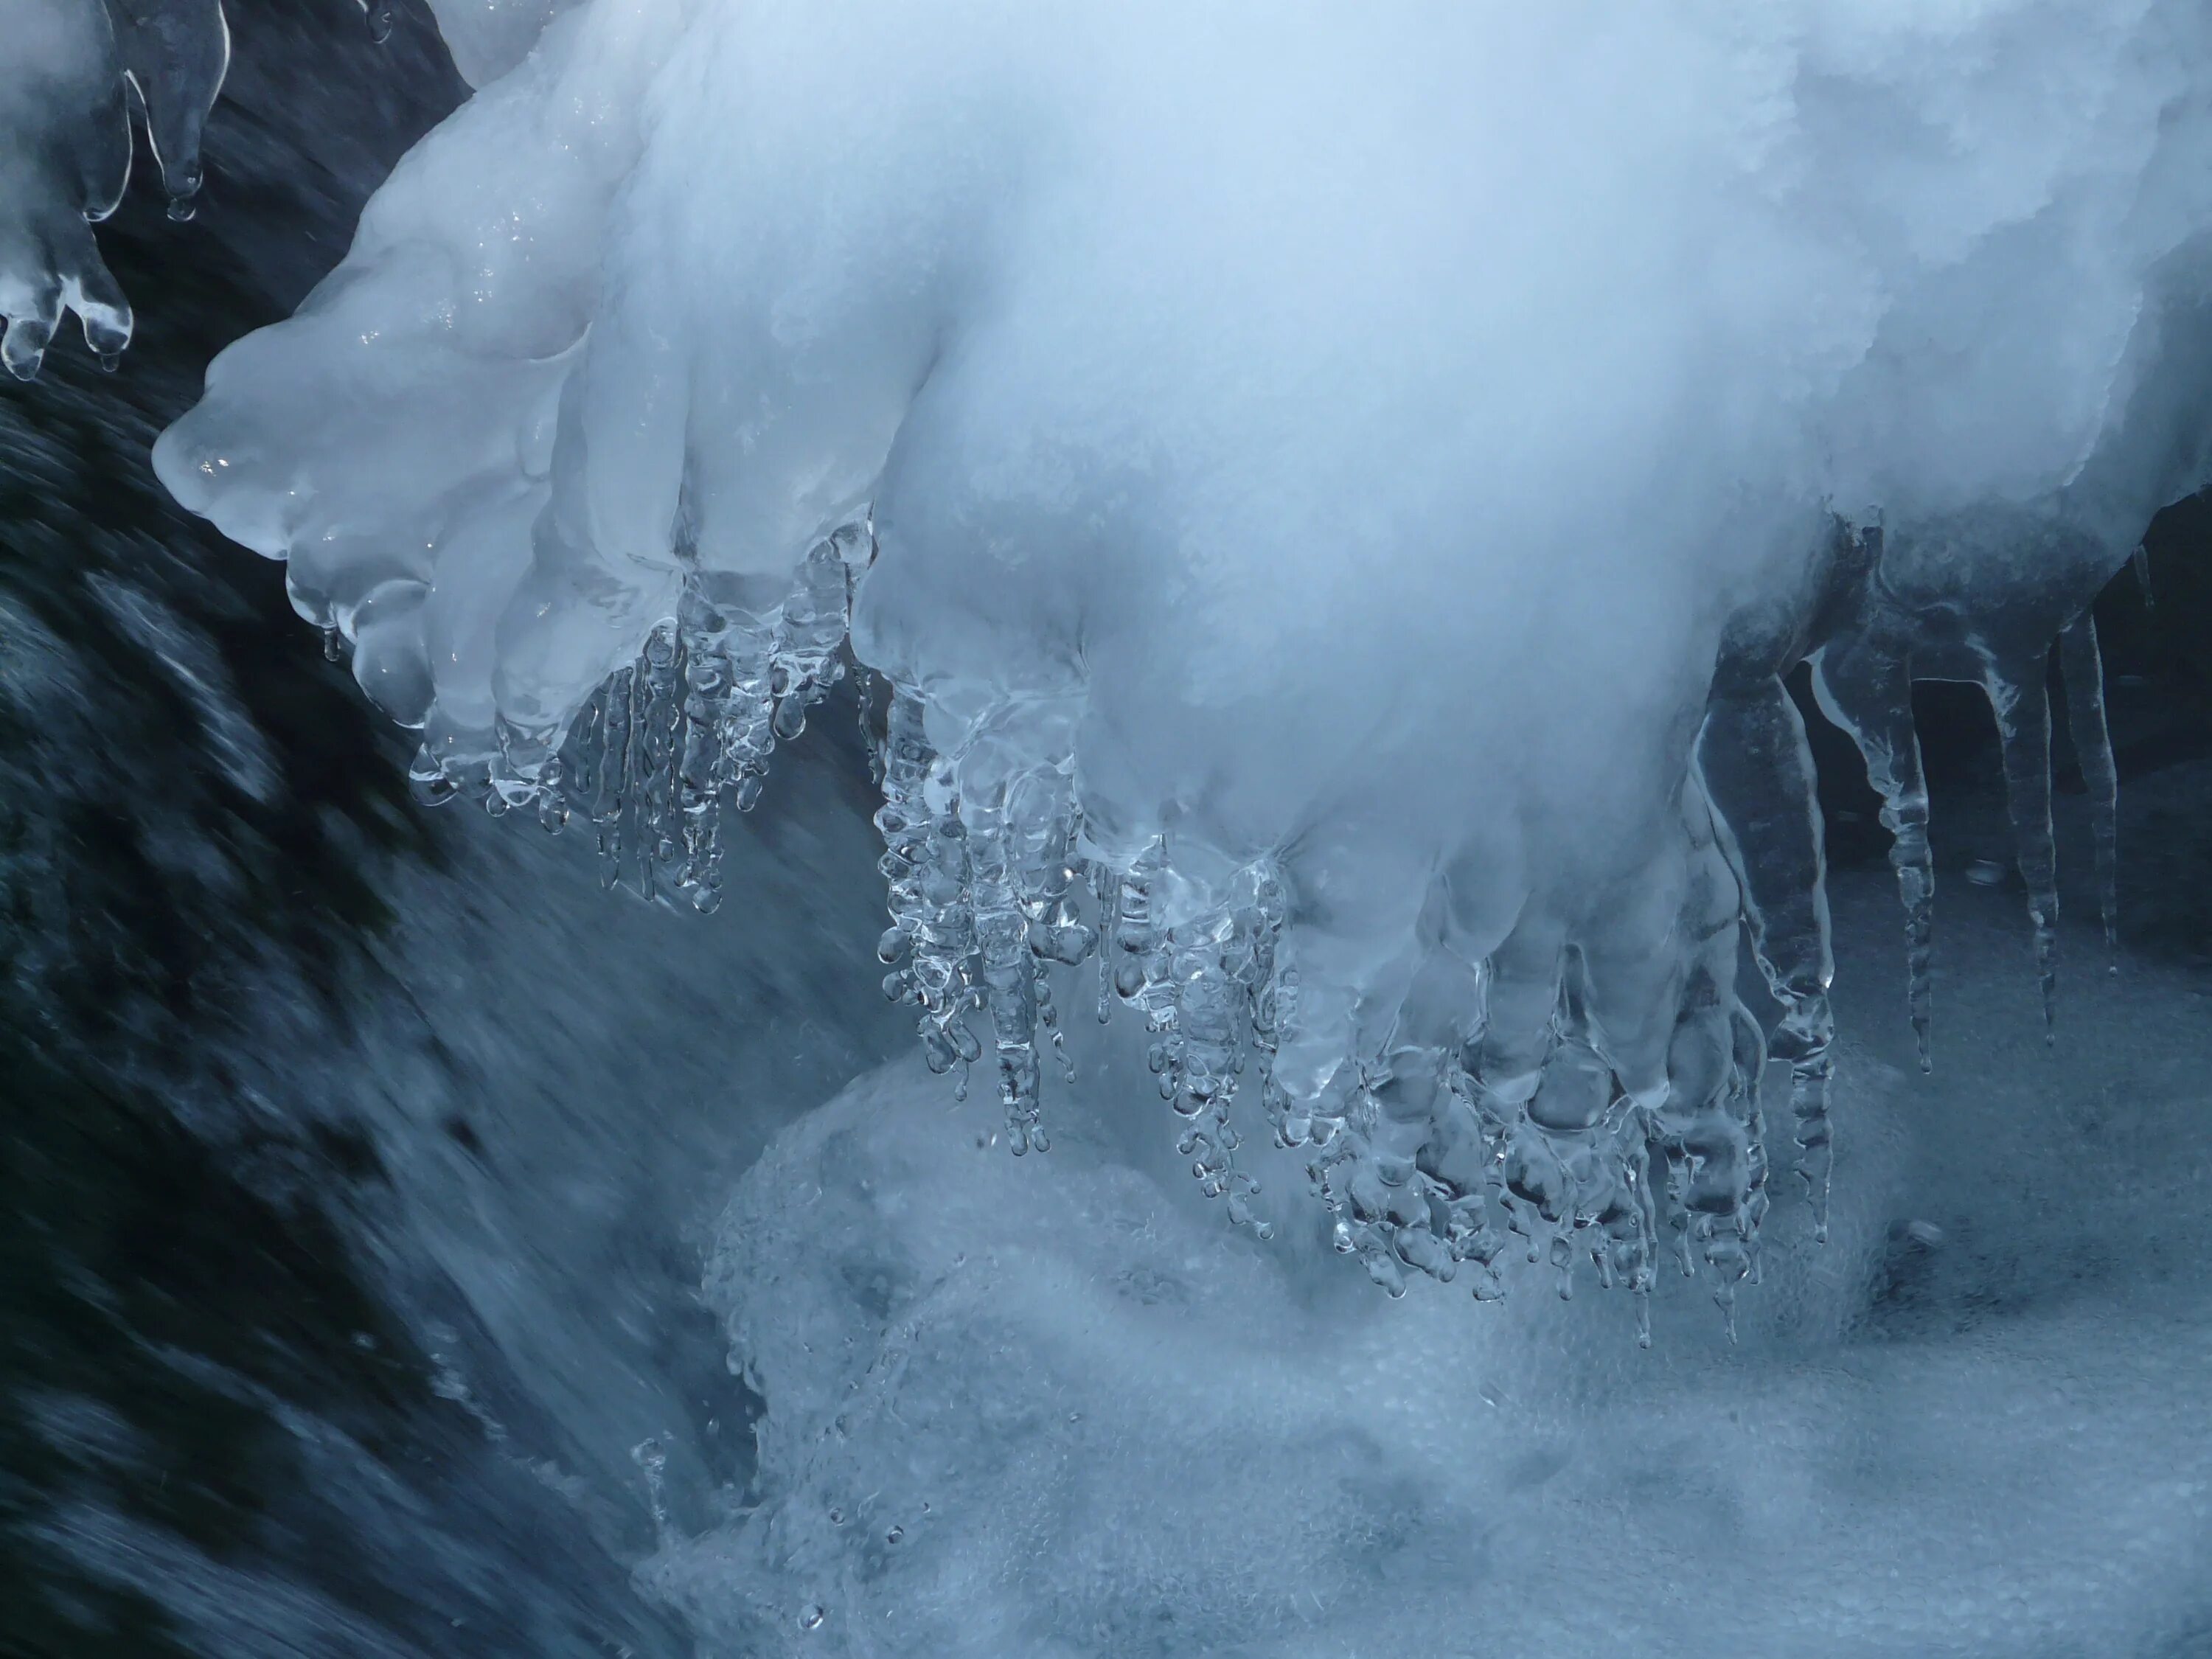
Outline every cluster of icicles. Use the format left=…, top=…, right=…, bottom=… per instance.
left=0, top=0, right=396, bottom=380
left=396, top=503, right=2131, bottom=1342
left=406, top=525, right=867, bottom=910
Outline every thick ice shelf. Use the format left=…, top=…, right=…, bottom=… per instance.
left=150, top=0, right=2212, bottom=1316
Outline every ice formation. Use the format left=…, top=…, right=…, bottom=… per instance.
left=148, top=0, right=2212, bottom=1317
left=1, top=0, right=140, bottom=378
left=640, top=925, right=2212, bottom=1658
left=0, top=0, right=571, bottom=380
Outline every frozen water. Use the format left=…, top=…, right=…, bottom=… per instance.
left=642, top=871, right=2212, bottom=1658
left=0, top=0, right=254, bottom=378
left=147, top=0, right=2212, bottom=1307
left=0, top=0, right=134, bottom=378
left=417, top=0, right=577, bottom=86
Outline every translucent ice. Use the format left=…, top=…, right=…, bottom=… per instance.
left=108, top=0, right=230, bottom=220
left=419, top=0, right=577, bottom=86
left=156, top=0, right=2212, bottom=1310
left=0, top=0, right=248, bottom=376
left=644, top=909, right=2212, bottom=1657
left=0, top=0, right=134, bottom=378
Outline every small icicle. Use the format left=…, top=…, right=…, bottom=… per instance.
left=635, top=622, right=686, bottom=895
left=2059, top=613, right=2119, bottom=972
left=855, top=667, right=886, bottom=785
left=631, top=1437, right=672, bottom=1554
left=1811, top=630, right=1935, bottom=1068
left=1039, top=970, right=1078, bottom=1082
left=592, top=667, right=634, bottom=891
left=1785, top=1040, right=1833, bottom=1245
left=2132, top=543, right=2154, bottom=610
left=967, top=790, right=1044, bottom=1155
left=1985, top=647, right=2059, bottom=1041
left=535, top=757, right=570, bottom=834
left=1093, top=865, right=1121, bottom=1024
left=408, top=742, right=458, bottom=807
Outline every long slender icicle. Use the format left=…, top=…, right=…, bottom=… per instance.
left=1984, top=647, right=2059, bottom=1040
left=1812, top=620, right=1935, bottom=1070
left=2059, top=613, right=2119, bottom=970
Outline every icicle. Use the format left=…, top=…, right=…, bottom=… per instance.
left=872, top=692, right=981, bottom=1092
left=2059, top=613, right=2119, bottom=970
left=967, top=789, right=1043, bottom=1152
left=1812, top=619, right=1935, bottom=1069
left=1984, top=645, right=2059, bottom=1040
left=2132, top=543, right=2154, bottom=609
left=635, top=622, right=685, bottom=891
left=530, top=577, right=794, bottom=903
left=715, top=605, right=778, bottom=816
left=874, top=689, right=935, bottom=1009
left=1425, top=1076, right=1509, bottom=1303
left=1158, top=913, right=1267, bottom=1235
left=1092, top=864, right=1119, bottom=1025
left=912, top=801, right=981, bottom=1083
left=1697, top=672, right=1836, bottom=1237
left=108, top=0, right=231, bottom=223
left=673, top=593, right=731, bottom=907
left=586, top=670, right=631, bottom=891
left=854, top=667, right=886, bottom=785
left=1007, top=768, right=1092, bottom=1090
left=1652, top=965, right=1762, bottom=1335
left=771, top=535, right=855, bottom=742
left=408, top=741, right=459, bottom=807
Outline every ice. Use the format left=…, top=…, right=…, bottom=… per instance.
left=0, top=0, right=251, bottom=377
left=419, top=0, right=577, bottom=86
left=0, top=0, right=133, bottom=379
left=152, top=1, right=2212, bottom=1308
left=107, top=0, right=230, bottom=220
left=2059, top=613, right=2121, bottom=965
left=639, top=882, right=2212, bottom=1656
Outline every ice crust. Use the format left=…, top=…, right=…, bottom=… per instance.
left=151, top=1, right=2212, bottom=1311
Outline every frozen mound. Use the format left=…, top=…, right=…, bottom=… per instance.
left=154, top=0, right=2212, bottom=1317
left=642, top=912, right=2212, bottom=1658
